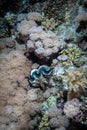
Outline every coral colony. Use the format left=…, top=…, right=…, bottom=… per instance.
left=0, top=0, right=87, bottom=130
left=24, top=6, right=87, bottom=130
left=25, top=9, right=87, bottom=129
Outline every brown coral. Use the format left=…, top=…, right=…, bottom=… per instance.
left=63, top=68, right=87, bottom=100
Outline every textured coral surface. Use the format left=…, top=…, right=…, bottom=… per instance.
left=0, top=44, right=40, bottom=130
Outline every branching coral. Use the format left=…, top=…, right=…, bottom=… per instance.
left=39, top=94, right=68, bottom=130
left=60, top=45, right=84, bottom=65
left=39, top=95, right=58, bottom=130
left=41, top=14, right=58, bottom=31
left=62, top=68, right=87, bottom=99
left=51, top=64, right=87, bottom=100
left=40, top=95, right=58, bottom=114
left=39, top=111, right=49, bottom=130
left=4, top=12, right=17, bottom=26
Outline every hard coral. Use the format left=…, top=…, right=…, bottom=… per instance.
left=60, top=44, right=84, bottom=65
left=62, top=68, right=87, bottom=99
left=39, top=95, right=69, bottom=130
left=17, top=12, right=42, bottom=36
left=51, top=64, right=87, bottom=99
left=39, top=111, right=49, bottom=130
left=41, top=14, right=58, bottom=31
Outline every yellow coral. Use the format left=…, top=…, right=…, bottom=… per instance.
left=39, top=111, right=49, bottom=130
left=60, top=45, right=84, bottom=65
left=41, top=14, right=58, bottom=31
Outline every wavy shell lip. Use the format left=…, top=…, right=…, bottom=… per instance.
left=28, top=65, right=53, bottom=83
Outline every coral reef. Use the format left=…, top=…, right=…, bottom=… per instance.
left=63, top=98, right=87, bottom=124
left=40, top=95, right=59, bottom=114
left=0, top=44, right=42, bottom=130
left=25, top=26, right=64, bottom=63
left=49, top=115, right=69, bottom=129
left=80, top=96, right=87, bottom=124
left=17, top=12, right=42, bottom=36
left=0, top=0, right=87, bottom=130
left=55, top=1, right=87, bottom=42
left=16, top=12, right=65, bottom=63
left=0, top=17, right=9, bottom=38
left=51, top=64, right=87, bottom=100
left=4, top=12, right=17, bottom=26
left=0, top=37, right=16, bottom=50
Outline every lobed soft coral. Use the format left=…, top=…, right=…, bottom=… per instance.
left=17, top=20, right=37, bottom=35
left=27, top=12, right=42, bottom=21
left=64, top=98, right=80, bottom=118
left=26, top=26, right=64, bottom=63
